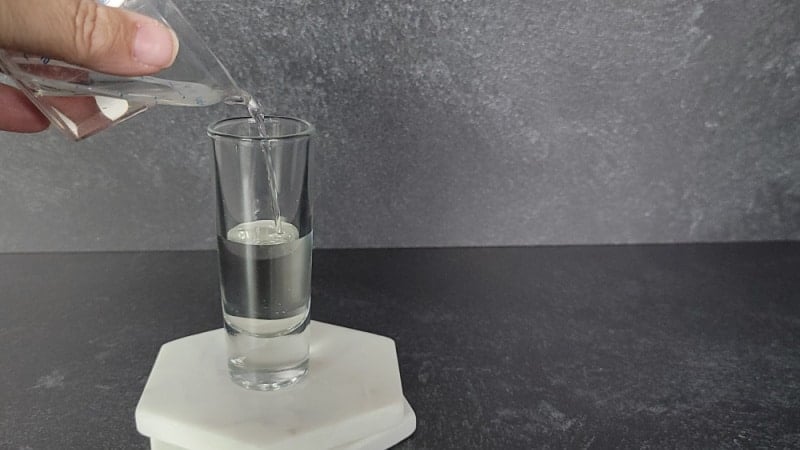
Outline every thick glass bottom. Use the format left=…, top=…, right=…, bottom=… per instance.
left=228, top=359, right=308, bottom=391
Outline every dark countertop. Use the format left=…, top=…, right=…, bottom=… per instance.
left=1, top=243, right=799, bottom=449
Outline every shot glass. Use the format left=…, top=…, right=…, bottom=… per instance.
left=208, top=116, right=314, bottom=391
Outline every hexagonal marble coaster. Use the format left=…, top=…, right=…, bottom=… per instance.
left=136, top=321, right=416, bottom=450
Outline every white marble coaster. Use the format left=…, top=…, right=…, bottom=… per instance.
left=136, top=322, right=416, bottom=450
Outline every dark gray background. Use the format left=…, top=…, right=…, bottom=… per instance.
left=0, top=0, right=798, bottom=252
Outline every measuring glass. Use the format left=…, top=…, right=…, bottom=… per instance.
left=209, top=116, right=315, bottom=391
left=0, top=0, right=242, bottom=140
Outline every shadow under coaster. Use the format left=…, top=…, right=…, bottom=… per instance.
left=136, top=321, right=416, bottom=450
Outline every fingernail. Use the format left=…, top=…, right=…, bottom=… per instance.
left=133, top=22, right=179, bottom=68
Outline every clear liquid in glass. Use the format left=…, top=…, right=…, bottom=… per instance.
left=218, top=220, right=312, bottom=390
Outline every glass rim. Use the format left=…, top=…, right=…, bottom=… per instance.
left=207, top=116, right=314, bottom=141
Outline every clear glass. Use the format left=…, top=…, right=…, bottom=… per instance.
left=0, top=0, right=241, bottom=140
left=209, top=116, right=314, bottom=391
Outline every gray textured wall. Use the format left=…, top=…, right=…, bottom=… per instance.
left=0, top=0, right=798, bottom=252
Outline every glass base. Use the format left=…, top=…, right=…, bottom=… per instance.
left=228, top=359, right=309, bottom=391
left=223, top=311, right=311, bottom=391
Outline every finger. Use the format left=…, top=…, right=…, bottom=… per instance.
left=0, top=0, right=179, bottom=76
left=0, top=84, right=49, bottom=132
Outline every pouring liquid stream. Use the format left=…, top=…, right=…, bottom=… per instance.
left=224, top=92, right=284, bottom=235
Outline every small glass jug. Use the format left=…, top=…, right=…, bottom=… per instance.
left=0, top=0, right=242, bottom=140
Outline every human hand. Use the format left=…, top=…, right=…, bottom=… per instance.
left=0, top=0, right=179, bottom=133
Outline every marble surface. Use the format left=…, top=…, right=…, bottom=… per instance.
left=136, top=323, right=414, bottom=450
left=1, top=243, right=799, bottom=448
left=0, top=0, right=798, bottom=252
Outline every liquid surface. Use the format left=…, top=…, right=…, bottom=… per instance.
left=32, top=76, right=226, bottom=107
left=227, top=219, right=297, bottom=246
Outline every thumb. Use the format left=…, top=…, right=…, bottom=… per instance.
left=0, top=0, right=179, bottom=76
